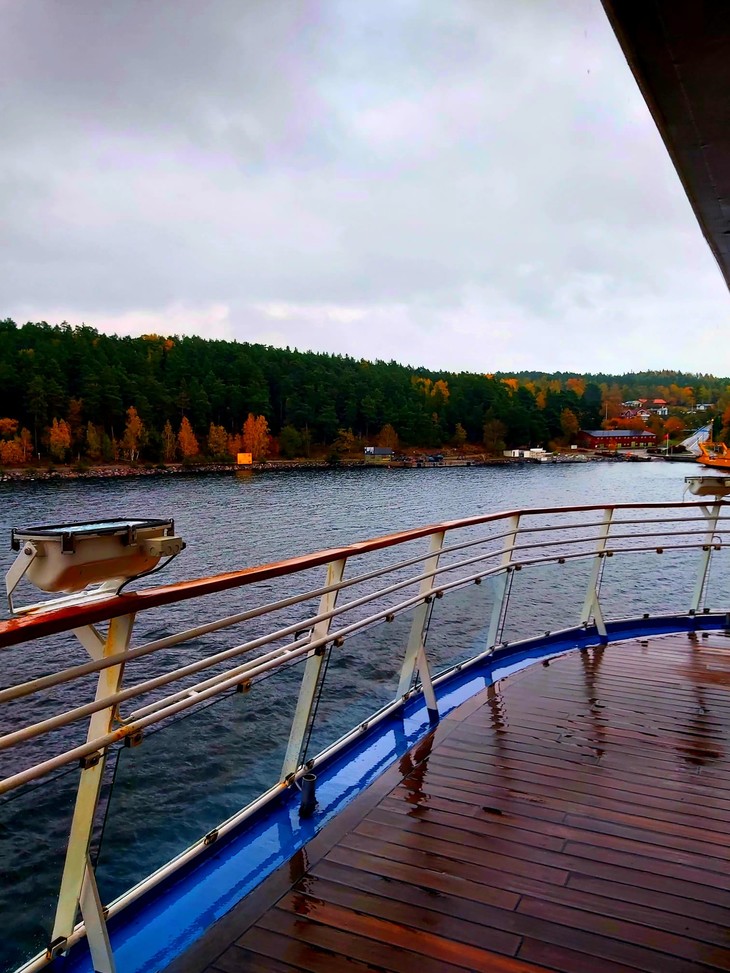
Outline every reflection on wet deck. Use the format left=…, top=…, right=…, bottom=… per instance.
left=174, top=633, right=730, bottom=973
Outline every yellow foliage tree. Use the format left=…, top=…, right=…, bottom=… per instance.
left=566, top=377, right=586, bottom=397
left=242, top=414, right=270, bottom=461
left=122, top=406, right=144, bottom=461
left=162, top=421, right=177, bottom=462
left=559, top=408, right=580, bottom=444
left=377, top=423, right=399, bottom=450
left=432, top=379, right=450, bottom=404
left=452, top=422, right=467, bottom=448
left=85, top=422, right=102, bottom=461
left=207, top=423, right=229, bottom=460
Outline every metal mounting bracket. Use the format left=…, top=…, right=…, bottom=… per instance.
left=5, top=540, right=39, bottom=614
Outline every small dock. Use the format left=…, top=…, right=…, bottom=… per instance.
left=170, top=632, right=730, bottom=973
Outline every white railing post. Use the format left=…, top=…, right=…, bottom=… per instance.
left=580, top=509, right=613, bottom=638
left=690, top=502, right=723, bottom=615
left=396, top=531, right=445, bottom=722
left=486, top=514, right=520, bottom=650
left=281, top=558, right=347, bottom=780
left=49, top=614, right=135, bottom=969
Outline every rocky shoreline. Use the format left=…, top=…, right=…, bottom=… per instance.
left=0, top=457, right=529, bottom=482
left=0, top=452, right=644, bottom=484
left=0, top=462, right=308, bottom=482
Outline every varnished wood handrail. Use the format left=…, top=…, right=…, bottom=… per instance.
left=0, top=499, right=720, bottom=650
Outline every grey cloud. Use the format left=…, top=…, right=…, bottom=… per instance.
left=1, top=0, right=728, bottom=373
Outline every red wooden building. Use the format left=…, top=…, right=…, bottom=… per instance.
left=579, top=428, right=657, bottom=449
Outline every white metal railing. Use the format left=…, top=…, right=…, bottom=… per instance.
left=1, top=498, right=729, bottom=973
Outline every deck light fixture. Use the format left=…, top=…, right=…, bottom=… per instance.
left=685, top=475, right=730, bottom=498
left=5, top=518, right=184, bottom=614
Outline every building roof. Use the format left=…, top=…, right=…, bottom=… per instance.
left=602, top=1, right=730, bottom=291
left=581, top=429, right=655, bottom=438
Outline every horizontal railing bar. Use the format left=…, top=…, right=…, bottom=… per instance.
left=1, top=521, right=721, bottom=745
left=506, top=512, right=720, bottom=533
left=0, top=522, right=521, bottom=704
left=1, top=529, right=469, bottom=705
left=0, top=585, right=437, bottom=793
left=429, top=541, right=718, bottom=604
left=0, top=537, right=451, bottom=704
left=0, top=522, right=527, bottom=711
left=4, top=571, right=437, bottom=781
left=7, top=509, right=717, bottom=710
left=1, top=499, right=722, bottom=648
left=1, top=552, right=447, bottom=722
left=3, top=531, right=717, bottom=777
left=505, top=525, right=723, bottom=559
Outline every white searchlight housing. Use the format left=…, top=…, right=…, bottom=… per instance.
left=5, top=518, right=184, bottom=615
left=685, top=475, right=730, bottom=498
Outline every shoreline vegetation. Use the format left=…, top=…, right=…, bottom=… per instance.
left=0, top=449, right=650, bottom=483
left=0, top=322, right=721, bottom=477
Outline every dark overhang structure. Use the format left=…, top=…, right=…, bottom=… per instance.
left=602, top=1, right=730, bottom=290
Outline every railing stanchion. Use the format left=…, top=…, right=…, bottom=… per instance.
left=281, top=558, right=347, bottom=780
left=50, top=613, right=135, bottom=968
left=79, top=855, right=115, bottom=973
left=397, top=531, right=445, bottom=722
left=580, top=509, right=613, bottom=639
left=691, top=502, right=723, bottom=616
left=487, top=515, right=520, bottom=650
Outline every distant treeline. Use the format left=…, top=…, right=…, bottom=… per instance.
left=0, top=319, right=725, bottom=464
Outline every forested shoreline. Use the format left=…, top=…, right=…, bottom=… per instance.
left=0, top=319, right=725, bottom=466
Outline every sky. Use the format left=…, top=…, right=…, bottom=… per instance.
left=2, top=0, right=729, bottom=376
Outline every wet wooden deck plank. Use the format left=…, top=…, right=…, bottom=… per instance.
left=176, top=633, right=730, bottom=972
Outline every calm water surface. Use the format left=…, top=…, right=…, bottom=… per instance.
left=0, top=461, right=693, bottom=593
left=0, top=462, right=703, bottom=971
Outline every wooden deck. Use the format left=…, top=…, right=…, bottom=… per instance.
left=170, top=633, right=730, bottom=973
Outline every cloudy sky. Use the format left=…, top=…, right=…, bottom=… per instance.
left=2, top=1, right=728, bottom=375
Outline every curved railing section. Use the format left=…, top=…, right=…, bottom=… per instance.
left=1, top=498, right=730, bottom=973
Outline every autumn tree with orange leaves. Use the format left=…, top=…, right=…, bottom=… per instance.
left=664, top=416, right=685, bottom=439
left=242, top=414, right=270, bottom=461
left=0, top=418, right=25, bottom=464
left=605, top=416, right=647, bottom=432
left=49, top=418, right=71, bottom=461
left=566, top=377, right=586, bottom=397
left=178, top=417, right=199, bottom=459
